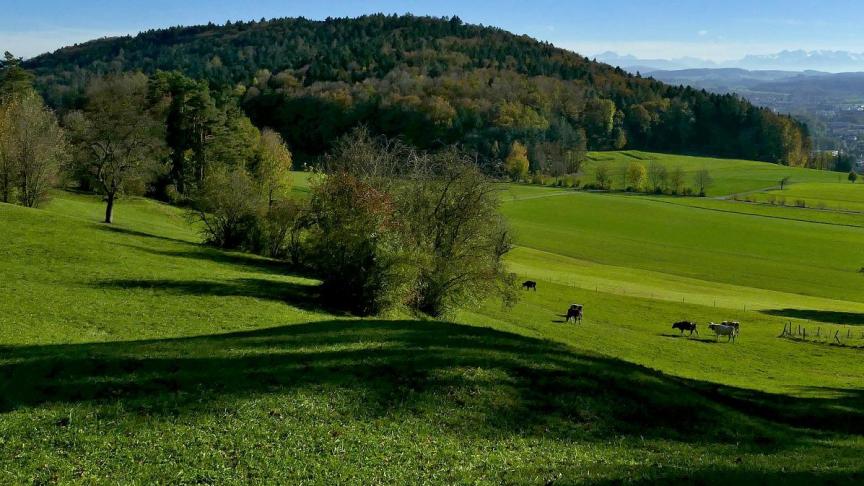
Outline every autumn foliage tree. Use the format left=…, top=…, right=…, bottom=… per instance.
left=504, top=141, right=529, bottom=181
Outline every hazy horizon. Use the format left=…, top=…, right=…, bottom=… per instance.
left=5, top=0, right=864, bottom=64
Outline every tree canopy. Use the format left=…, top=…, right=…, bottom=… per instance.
left=26, top=15, right=811, bottom=169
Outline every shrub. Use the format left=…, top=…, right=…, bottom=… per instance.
left=193, top=167, right=264, bottom=250
left=307, top=173, right=414, bottom=315
left=257, top=198, right=307, bottom=260
left=594, top=163, right=611, bottom=190
left=795, top=199, right=807, bottom=208
left=303, top=130, right=517, bottom=316
left=165, top=184, right=183, bottom=204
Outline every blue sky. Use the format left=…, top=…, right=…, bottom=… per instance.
left=3, top=0, right=864, bottom=59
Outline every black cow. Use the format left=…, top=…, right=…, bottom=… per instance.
left=566, top=304, right=583, bottom=323
left=522, top=280, right=537, bottom=291
left=672, top=320, right=698, bottom=336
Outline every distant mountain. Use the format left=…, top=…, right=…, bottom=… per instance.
left=737, top=50, right=864, bottom=72
left=597, top=50, right=864, bottom=74
left=646, top=69, right=864, bottom=103
left=645, top=68, right=829, bottom=93
left=593, top=51, right=717, bottom=71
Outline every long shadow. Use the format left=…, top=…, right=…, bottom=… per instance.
left=1, top=320, right=862, bottom=449
left=94, top=278, right=331, bottom=314
left=97, top=225, right=192, bottom=244
left=659, top=334, right=717, bottom=344
left=126, top=245, right=299, bottom=277
left=762, top=308, right=864, bottom=326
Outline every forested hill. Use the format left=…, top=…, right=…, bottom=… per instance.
left=25, top=14, right=810, bottom=167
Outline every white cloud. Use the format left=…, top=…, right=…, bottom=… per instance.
left=697, top=30, right=708, bottom=36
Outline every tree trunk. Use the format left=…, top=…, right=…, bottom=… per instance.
left=104, top=192, right=115, bottom=224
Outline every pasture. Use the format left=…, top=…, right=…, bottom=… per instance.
left=747, top=182, right=864, bottom=212
left=578, top=150, right=843, bottom=196
left=2, top=156, right=864, bottom=483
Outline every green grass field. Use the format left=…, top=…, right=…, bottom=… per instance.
left=578, top=150, right=844, bottom=196
left=746, top=182, right=864, bottom=212
left=2, top=155, right=864, bottom=483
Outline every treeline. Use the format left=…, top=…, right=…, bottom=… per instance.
left=26, top=14, right=812, bottom=169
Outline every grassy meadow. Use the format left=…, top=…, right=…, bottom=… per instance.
left=747, top=182, right=864, bottom=212
left=578, top=150, right=844, bottom=196
left=2, top=152, right=864, bottom=483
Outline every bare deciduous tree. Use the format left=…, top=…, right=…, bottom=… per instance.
left=693, top=168, right=714, bottom=196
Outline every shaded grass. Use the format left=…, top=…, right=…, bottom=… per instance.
left=1, top=320, right=862, bottom=483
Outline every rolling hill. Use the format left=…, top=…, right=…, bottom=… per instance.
left=2, top=157, right=864, bottom=481
left=23, top=15, right=810, bottom=166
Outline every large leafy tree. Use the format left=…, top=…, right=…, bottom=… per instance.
left=66, top=74, right=166, bottom=223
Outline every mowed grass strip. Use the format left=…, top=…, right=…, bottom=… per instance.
left=502, top=190, right=864, bottom=303
left=506, top=246, right=864, bottom=315
left=750, top=182, right=864, bottom=212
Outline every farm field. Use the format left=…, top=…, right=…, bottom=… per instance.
left=747, top=182, right=864, bottom=212
left=578, top=150, right=844, bottom=196
left=2, top=157, right=864, bottom=483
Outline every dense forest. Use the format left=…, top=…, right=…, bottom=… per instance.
left=25, top=14, right=812, bottom=170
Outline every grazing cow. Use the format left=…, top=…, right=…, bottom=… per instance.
left=708, top=322, right=737, bottom=342
left=721, top=320, right=740, bottom=331
left=566, top=304, right=583, bottom=323
left=672, top=320, right=698, bottom=336
left=522, top=280, right=537, bottom=291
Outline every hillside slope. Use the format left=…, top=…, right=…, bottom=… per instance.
left=25, top=15, right=809, bottom=165
left=2, top=190, right=864, bottom=482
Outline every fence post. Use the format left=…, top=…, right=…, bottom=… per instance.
left=835, top=330, right=841, bottom=344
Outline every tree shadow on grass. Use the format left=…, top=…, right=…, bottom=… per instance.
left=762, top=308, right=864, bottom=326
left=96, top=224, right=192, bottom=245
left=1, top=320, right=862, bottom=450
left=94, top=278, right=333, bottom=314
left=124, top=244, right=300, bottom=277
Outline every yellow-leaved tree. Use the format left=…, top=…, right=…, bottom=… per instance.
left=504, top=141, right=529, bottom=181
